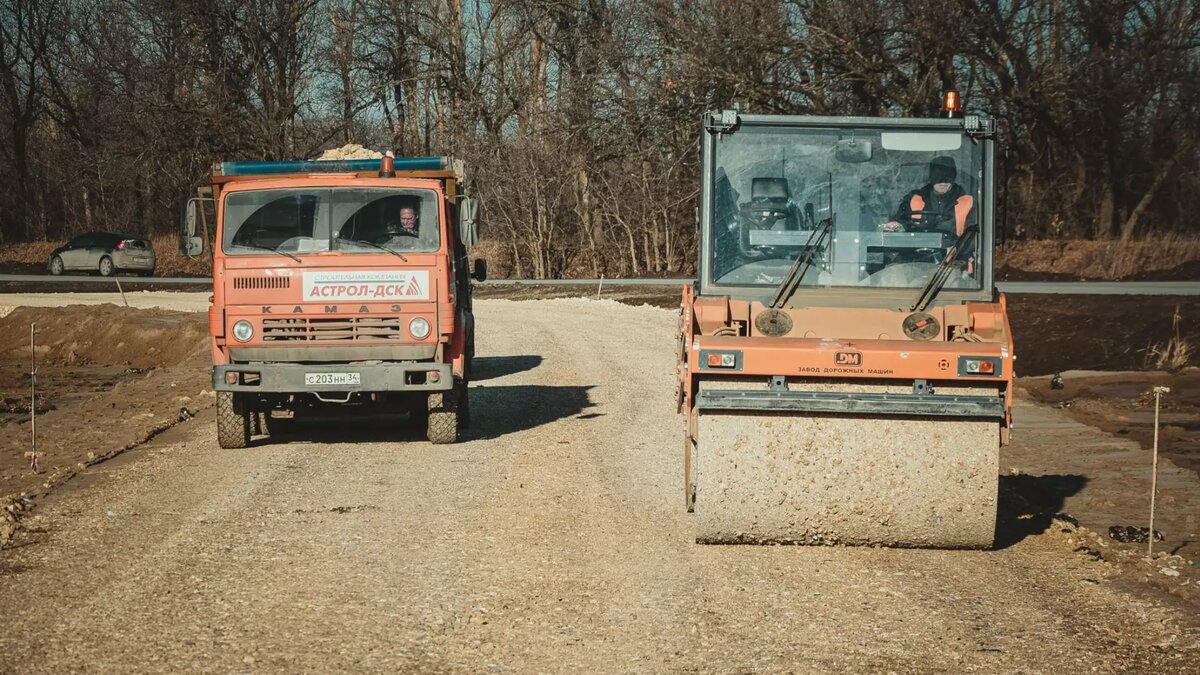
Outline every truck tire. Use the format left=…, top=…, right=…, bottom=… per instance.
left=426, top=381, right=463, bottom=444
left=217, top=391, right=250, bottom=449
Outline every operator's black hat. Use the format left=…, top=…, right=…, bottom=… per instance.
left=928, top=156, right=957, bottom=184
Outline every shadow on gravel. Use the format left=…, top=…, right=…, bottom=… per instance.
left=468, top=384, right=594, bottom=439
left=994, top=473, right=1088, bottom=549
left=253, top=384, right=594, bottom=445
left=471, top=355, right=543, bottom=382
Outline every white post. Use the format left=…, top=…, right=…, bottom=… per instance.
left=1148, top=386, right=1170, bottom=557
left=29, top=323, right=38, bottom=473
left=596, top=274, right=605, bottom=300
left=115, top=276, right=129, bottom=306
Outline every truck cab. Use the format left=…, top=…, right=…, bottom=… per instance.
left=182, top=156, right=485, bottom=447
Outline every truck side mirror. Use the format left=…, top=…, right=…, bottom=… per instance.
left=180, top=197, right=209, bottom=257
left=458, top=196, right=480, bottom=247
left=472, top=258, right=488, bottom=282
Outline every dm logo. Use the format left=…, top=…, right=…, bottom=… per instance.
left=835, top=351, right=862, bottom=366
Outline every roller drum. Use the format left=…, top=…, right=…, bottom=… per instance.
left=694, top=409, right=999, bottom=548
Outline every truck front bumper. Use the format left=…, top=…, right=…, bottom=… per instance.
left=213, top=362, right=453, bottom=393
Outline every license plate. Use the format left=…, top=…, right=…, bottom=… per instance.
left=305, top=372, right=360, bottom=386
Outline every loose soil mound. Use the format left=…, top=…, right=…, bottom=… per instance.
left=315, top=144, right=383, bottom=160
left=0, top=304, right=208, bottom=370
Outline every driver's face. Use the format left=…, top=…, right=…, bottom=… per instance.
left=399, top=208, right=417, bottom=227
left=932, top=182, right=952, bottom=195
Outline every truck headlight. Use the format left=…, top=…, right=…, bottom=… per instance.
left=409, top=317, right=430, bottom=339
left=232, top=320, right=254, bottom=342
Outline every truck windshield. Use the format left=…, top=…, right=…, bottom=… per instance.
left=222, top=188, right=440, bottom=256
left=709, top=126, right=986, bottom=290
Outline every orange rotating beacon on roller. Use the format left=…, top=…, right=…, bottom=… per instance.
left=181, top=155, right=486, bottom=448
left=679, top=94, right=1014, bottom=548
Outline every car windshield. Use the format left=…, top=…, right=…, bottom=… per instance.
left=709, top=125, right=985, bottom=290
left=221, top=188, right=440, bottom=256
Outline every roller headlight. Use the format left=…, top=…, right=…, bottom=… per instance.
left=232, top=320, right=254, bottom=342
left=409, top=317, right=431, bottom=340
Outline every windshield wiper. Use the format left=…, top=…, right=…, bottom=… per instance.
left=231, top=242, right=301, bottom=263
left=910, top=225, right=978, bottom=312
left=335, top=237, right=408, bottom=262
left=768, top=217, right=833, bottom=309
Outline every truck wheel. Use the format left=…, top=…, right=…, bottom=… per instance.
left=426, top=381, right=463, bottom=444
left=217, top=392, right=250, bottom=449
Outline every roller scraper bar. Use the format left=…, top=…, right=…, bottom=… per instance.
left=696, top=389, right=1006, bottom=419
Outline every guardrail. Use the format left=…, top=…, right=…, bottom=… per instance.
left=1, top=274, right=1198, bottom=294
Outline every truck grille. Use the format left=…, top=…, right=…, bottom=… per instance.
left=234, top=276, right=291, bottom=290
left=262, top=316, right=406, bottom=341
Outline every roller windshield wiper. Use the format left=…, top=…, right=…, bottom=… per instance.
left=335, top=236, right=408, bottom=262
left=769, top=217, right=833, bottom=309
left=230, top=242, right=301, bottom=263
left=910, top=225, right=978, bottom=312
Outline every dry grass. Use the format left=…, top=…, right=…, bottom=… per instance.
left=1144, top=305, right=1192, bottom=371
left=998, top=234, right=1200, bottom=279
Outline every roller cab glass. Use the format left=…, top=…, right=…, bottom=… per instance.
left=708, top=125, right=986, bottom=290
left=222, top=188, right=441, bottom=256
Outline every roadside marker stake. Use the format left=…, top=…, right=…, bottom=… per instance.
left=29, top=323, right=38, bottom=473
left=1148, top=385, right=1170, bottom=558
left=115, top=276, right=129, bottom=306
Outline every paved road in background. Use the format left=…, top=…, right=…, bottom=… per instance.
left=1, top=273, right=1197, bottom=295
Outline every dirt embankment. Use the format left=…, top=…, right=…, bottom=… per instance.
left=0, top=305, right=212, bottom=530
left=1022, top=370, right=1200, bottom=474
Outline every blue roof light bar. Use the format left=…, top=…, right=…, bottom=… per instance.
left=218, top=156, right=448, bottom=176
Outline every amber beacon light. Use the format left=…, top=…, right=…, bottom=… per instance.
left=942, top=90, right=963, bottom=119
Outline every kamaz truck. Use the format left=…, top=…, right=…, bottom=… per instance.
left=181, top=155, right=486, bottom=447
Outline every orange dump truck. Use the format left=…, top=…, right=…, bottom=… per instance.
left=679, top=100, right=1013, bottom=548
left=181, top=155, right=486, bottom=447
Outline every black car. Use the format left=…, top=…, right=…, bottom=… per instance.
left=48, top=232, right=156, bottom=277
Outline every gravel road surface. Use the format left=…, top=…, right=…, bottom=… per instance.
left=1, top=298, right=1198, bottom=672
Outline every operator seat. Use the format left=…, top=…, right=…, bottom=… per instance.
left=742, top=177, right=801, bottom=231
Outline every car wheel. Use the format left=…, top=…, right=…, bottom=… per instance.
left=49, top=255, right=64, bottom=276
left=98, top=256, right=114, bottom=277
